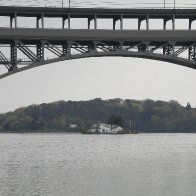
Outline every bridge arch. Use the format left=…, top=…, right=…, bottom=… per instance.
left=1, top=49, right=196, bottom=80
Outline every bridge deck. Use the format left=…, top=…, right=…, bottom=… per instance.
left=0, top=28, right=196, bottom=43
left=0, top=6, right=196, bottom=18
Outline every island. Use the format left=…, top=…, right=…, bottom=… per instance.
left=82, top=122, right=138, bottom=134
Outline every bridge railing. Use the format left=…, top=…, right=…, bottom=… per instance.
left=0, top=1, right=196, bottom=9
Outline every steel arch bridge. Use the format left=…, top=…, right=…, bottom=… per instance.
left=1, top=6, right=196, bottom=79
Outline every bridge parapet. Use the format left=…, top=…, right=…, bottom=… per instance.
left=1, top=6, right=196, bottom=30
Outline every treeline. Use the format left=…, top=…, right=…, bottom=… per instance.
left=0, top=98, right=196, bottom=132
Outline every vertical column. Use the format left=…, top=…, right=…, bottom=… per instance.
left=163, top=44, right=174, bottom=55
left=146, top=14, right=149, bottom=30
left=163, top=18, right=167, bottom=30
left=41, top=12, right=44, bottom=28
left=94, top=13, right=97, bottom=29
left=36, top=17, right=40, bottom=28
left=10, top=42, right=17, bottom=70
left=91, top=41, right=97, bottom=52
left=37, top=42, right=44, bottom=60
left=189, top=19, right=193, bottom=30
left=62, top=42, right=70, bottom=54
left=146, top=42, right=149, bottom=52
left=172, top=14, right=175, bottom=30
left=172, top=43, right=175, bottom=55
left=62, top=17, right=65, bottom=29
left=113, top=19, right=115, bottom=30
left=120, top=14, right=123, bottom=30
left=14, top=12, right=17, bottom=28
left=189, top=47, right=192, bottom=60
left=68, top=13, right=71, bottom=29
left=189, top=45, right=196, bottom=60
left=88, top=17, right=92, bottom=29
left=138, top=18, right=142, bottom=30
left=62, top=14, right=71, bottom=29
left=10, top=16, right=13, bottom=28
left=193, top=45, right=196, bottom=60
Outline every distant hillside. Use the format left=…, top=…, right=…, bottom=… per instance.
left=0, top=98, right=196, bottom=133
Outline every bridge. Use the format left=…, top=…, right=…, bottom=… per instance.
left=1, top=6, right=196, bottom=79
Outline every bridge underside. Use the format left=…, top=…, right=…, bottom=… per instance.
left=1, top=29, right=196, bottom=79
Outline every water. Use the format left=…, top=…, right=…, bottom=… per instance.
left=0, top=133, right=196, bottom=196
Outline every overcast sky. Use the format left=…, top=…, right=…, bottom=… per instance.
left=1, top=0, right=196, bottom=113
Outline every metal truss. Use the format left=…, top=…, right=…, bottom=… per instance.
left=1, top=7, right=196, bottom=79
left=1, top=40, right=196, bottom=79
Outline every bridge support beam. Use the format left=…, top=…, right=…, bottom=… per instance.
left=37, top=42, right=44, bottom=60
left=138, top=18, right=142, bottom=30
left=37, top=13, right=44, bottom=28
left=172, top=15, right=175, bottom=30
left=189, top=19, right=194, bottom=30
left=146, top=14, right=149, bottom=30
left=62, top=42, right=70, bottom=55
left=1, top=37, right=196, bottom=79
left=17, top=41, right=39, bottom=62
left=88, top=18, right=91, bottom=29
left=0, top=50, right=11, bottom=71
left=163, top=18, right=169, bottom=30
left=120, top=14, right=123, bottom=30
left=62, top=14, right=71, bottom=29
left=163, top=44, right=174, bottom=55
left=10, top=42, right=17, bottom=70
left=62, top=17, right=65, bottom=29
left=138, top=18, right=145, bottom=30
left=88, top=17, right=94, bottom=29
left=113, top=18, right=117, bottom=30
left=189, top=45, right=196, bottom=61
left=10, top=12, right=17, bottom=28
left=94, top=13, right=97, bottom=29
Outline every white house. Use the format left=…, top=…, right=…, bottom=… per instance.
left=87, top=123, right=124, bottom=134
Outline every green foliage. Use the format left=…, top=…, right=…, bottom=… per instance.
left=0, top=99, right=196, bottom=132
left=186, top=102, right=192, bottom=112
left=107, top=115, right=124, bottom=127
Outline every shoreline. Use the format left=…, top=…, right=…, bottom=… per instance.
left=1, top=130, right=196, bottom=134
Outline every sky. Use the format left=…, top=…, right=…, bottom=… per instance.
left=1, top=0, right=196, bottom=113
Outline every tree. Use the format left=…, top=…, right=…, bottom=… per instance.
left=186, top=102, right=192, bottom=112
left=107, top=115, right=124, bottom=127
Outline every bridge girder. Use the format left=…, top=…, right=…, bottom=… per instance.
left=0, top=38, right=196, bottom=79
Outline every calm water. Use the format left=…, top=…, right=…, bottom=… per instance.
left=1, top=133, right=196, bottom=196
